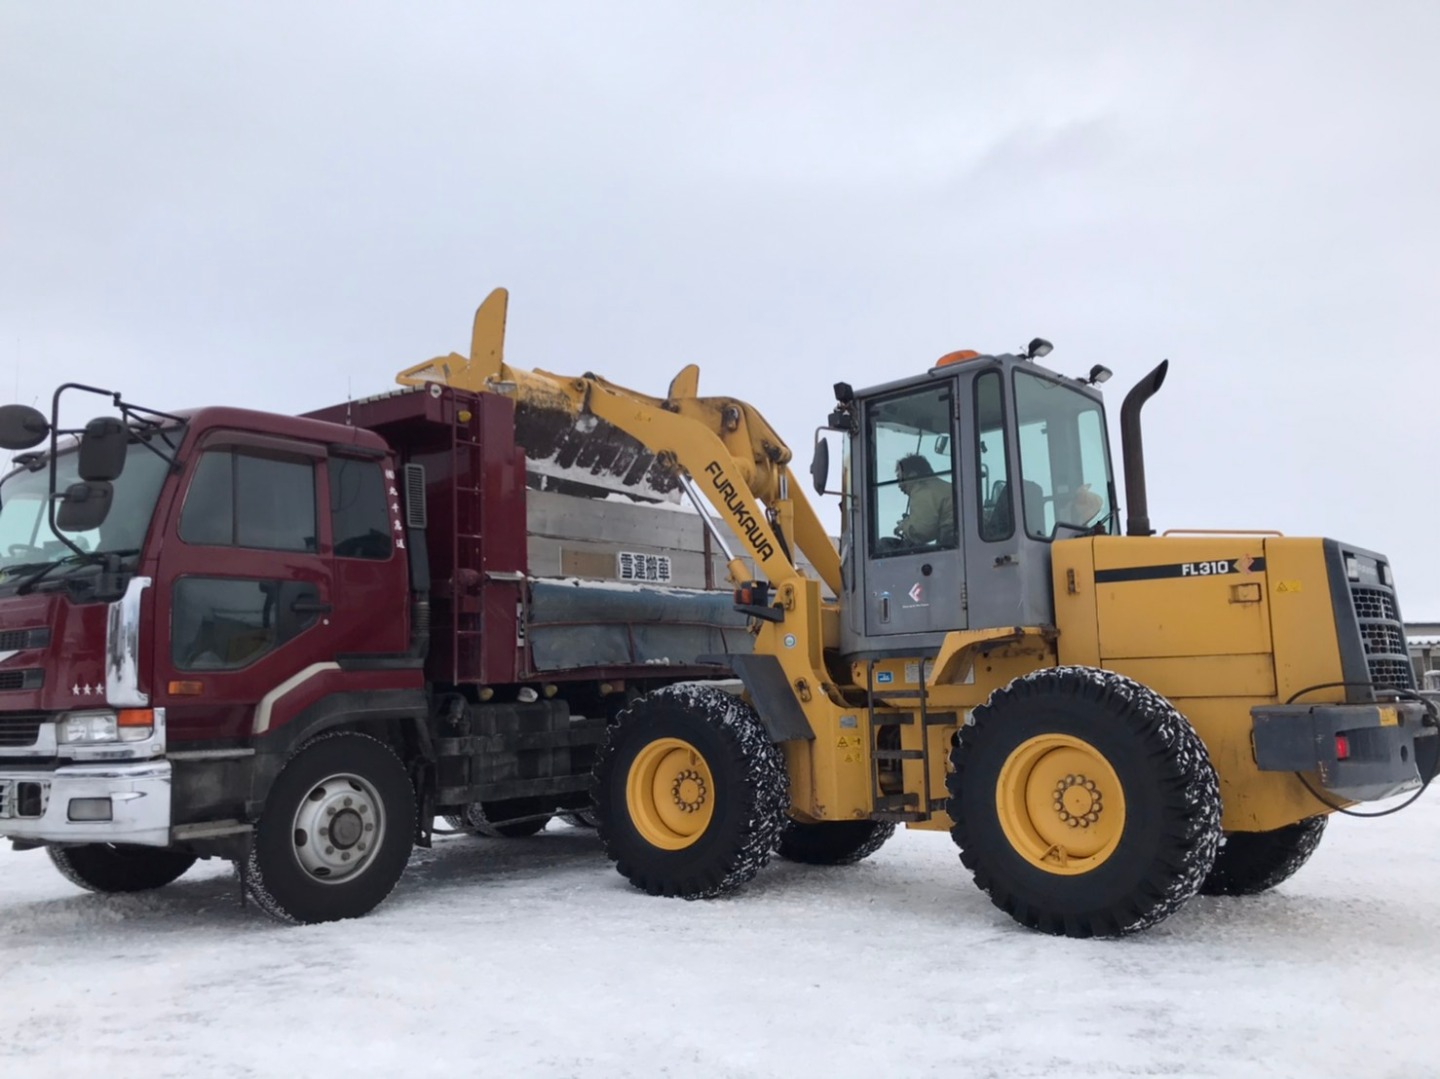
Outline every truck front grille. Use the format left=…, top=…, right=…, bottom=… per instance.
left=0, top=669, right=43, bottom=692
left=0, top=627, right=49, bottom=652
left=0, top=712, right=45, bottom=748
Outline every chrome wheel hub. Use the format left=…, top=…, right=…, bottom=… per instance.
left=290, top=773, right=385, bottom=884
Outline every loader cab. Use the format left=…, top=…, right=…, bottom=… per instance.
left=832, top=353, right=1118, bottom=659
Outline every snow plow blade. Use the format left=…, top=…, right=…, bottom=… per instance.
left=396, top=288, right=680, bottom=500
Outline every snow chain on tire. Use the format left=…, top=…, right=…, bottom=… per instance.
left=1200, top=815, right=1327, bottom=896
left=776, top=818, right=897, bottom=866
left=949, top=665, right=1222, bottom=938
left=592, top=684, right=790, bottom=899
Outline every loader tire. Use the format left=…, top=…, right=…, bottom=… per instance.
left=48, top=844, right=196, bottom=894
left=593, top=684, right=789, bottom=899
left=949, top=666, right=1221, bottom=938
left=243, top=732, right=415, bottom=924
left=776, top=819, right=896, bottom=866
left=1199, top=816, right=1327, bottom=896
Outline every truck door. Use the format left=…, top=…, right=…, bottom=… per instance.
left=153, top=432, right=338, bottom=745
left=861, top=383, right=967, bottom=638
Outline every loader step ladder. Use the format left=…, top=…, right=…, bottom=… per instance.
left=865, top=659, right=956, bottom=823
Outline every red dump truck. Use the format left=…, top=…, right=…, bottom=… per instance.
left=0, top=381, right=751, bottom=922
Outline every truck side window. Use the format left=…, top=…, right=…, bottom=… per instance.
left=866, top=386, right=958, bottom=556
left=975, top=371, right=1013, bottom=541
left=328, top=458, right=393, bottom=560
left=179, top=450, right=317, bottom=552
left=171, top=577, right=316, bottom=670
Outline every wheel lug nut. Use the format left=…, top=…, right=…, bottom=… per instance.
left=358, top=842, right=367, bottom=851
left=325, top=846, right=335, bottom=854
left=364, top=823, right=374, bottom=833
left=343, top=797, right=353, bottom=807
left=342, top=852, right=351, bottom=861
left=327, top=807, right=336, bottom=816
left=359, top=805, right=369, bottom=814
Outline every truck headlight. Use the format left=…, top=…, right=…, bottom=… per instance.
left=58, top=711, right=119, bottom=744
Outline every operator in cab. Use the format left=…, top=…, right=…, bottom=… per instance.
left=894, top=454, right=955, bottom=547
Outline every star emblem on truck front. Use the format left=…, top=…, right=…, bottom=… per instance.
left=70, top=682, right=100, bottom=696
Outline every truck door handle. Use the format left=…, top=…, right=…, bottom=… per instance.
left=291, top=598, right=332, bottom=615
left=879, top=592, right=891, bottom=623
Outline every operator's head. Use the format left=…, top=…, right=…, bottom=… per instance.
left=896, top=454, right=933, bottom=493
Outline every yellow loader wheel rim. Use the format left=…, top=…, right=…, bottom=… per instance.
left=626, top=737, right=716, bottom=851
left=996, top=733, right=1126, bottom=876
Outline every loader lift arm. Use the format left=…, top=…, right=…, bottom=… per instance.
left=396, top=288, right=841, bottom=597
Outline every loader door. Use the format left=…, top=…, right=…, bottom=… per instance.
left=861, top=383, right=967, bottom=638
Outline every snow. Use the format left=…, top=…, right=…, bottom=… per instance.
left=3, top=803, right=1439, bottom=1078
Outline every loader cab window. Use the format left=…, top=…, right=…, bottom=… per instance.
left=866, top=385, right=958, bottom=556
left=1013, top=370, right=1116, bottom=541
left=328, top=458, right=393, bottom=560
left=975, top=371, right=1014, bottom=541
left=179, top=449, right=318, bottom=552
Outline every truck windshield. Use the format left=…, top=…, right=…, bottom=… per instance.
left=0, top=440, right=172, bottom=574
left=1013, top=369, right=1116, bottom=539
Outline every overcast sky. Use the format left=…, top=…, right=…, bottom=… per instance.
left=3, top=2, right=1438, bottom=612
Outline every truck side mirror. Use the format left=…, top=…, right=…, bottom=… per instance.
left=78, top=417, right=128, bottom=481
left=56, top=480, right=114, bottom=532
left=0, top=404, right=50, bottom=450
left=810, top=437, right=830, bottom=495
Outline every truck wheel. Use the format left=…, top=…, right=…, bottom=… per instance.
left=949, top=666, right=1221, bottom=938
left=776, top=819, right=896, bottom=866
left=593, top=684, right=789, bottom=898
left=1199, top=816, right=1328, bottom=896
left=444, top=799, right=552, bottom=838
left=48, top=844, right=197, bottom=893
left=244, top=732, right=415, bottom=924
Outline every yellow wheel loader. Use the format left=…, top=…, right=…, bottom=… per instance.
left=399, top=289, right=1437, bottom=938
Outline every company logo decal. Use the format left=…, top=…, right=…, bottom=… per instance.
left=704, top=461, right=776, bottom=562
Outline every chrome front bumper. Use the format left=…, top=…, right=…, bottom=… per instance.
left=0, top=760, right=172, bottom=846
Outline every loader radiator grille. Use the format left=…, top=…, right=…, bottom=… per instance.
left=0, top=712, right=45, bottom=747
left=1346, top=581, right=1413, bottom=691
left=1360, top=623, right=1407, bottom=658
left=1351, top=587, right=1399, bottom=623
left=1367, top=659, right=1414, bottom=691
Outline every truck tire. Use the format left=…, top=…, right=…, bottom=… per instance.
left=48, top=844, right=197, bottom=894
left=776, top=819, right=896, bottom=866
left=948, top=666, right=1222, bottom=938
left=243, top=731, right=416, bottom=924
left=593, top=684, right=789, bottom=898
left=1199, top=816, right=1328, bottom=896
left=444, top=799, right=552, bottom=838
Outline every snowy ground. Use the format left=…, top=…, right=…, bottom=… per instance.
left=2, top=801, right=1438, bottom=1079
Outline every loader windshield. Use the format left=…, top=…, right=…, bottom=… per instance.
left=1012, top=370, right=1116, bottom=539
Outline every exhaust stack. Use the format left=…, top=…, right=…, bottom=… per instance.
left=1120, top=360, right=1168, bottom=537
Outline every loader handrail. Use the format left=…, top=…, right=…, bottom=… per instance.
left=396, top=289, right=841, bottom=594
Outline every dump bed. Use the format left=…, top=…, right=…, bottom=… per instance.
left=305, top=386, right=752, bottom=687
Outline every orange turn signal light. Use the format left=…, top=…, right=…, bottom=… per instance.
left=117, top=708, right=154, bottom=728
left=933, top=350, right=980, bottom=368
left=167, top=681, right=205, bottom=696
